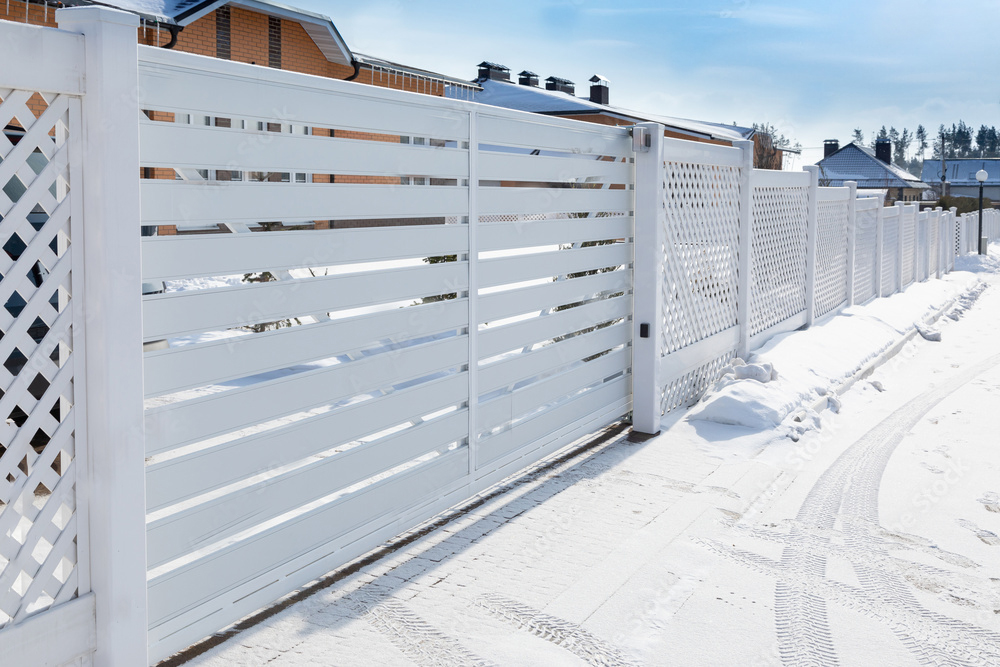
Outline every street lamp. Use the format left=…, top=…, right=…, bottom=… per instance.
left=977, top=169, right=988, bottom=255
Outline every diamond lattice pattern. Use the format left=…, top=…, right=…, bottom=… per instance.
left=749, top=185, right=808, bottom=335
left=659, top=161, right=741, bottom=354
left=881, top=212, right=899, bottom=295
left=853, top=205, right=878, bottom=304
left=901, top=209, right=916, bottom=285
left=814, top=200, right=849, bottom=318
left=0, top=88, right=79, bottom=628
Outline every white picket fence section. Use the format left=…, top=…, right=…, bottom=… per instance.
left=4, top=10, right=1000, bottom=667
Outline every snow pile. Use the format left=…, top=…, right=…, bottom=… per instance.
left=687, top=270, right=985, bottom=432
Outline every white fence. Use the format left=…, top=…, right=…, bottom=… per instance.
left=3, top=10, right=1000, bottom=666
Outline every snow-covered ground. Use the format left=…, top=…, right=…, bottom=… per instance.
left=174, top=246, right=1000, bottom=667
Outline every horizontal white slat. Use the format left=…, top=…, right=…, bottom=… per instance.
left=141, top=224, right=469, bottom=282
left=478, top=113, right=630, bottom=157
left=144, top=298, right=469, bottom=397
left=145, top=336, right=468, bottom=453
left=478, top=216, right=632, bottom=252
left=479, top=244, right=630, bottom=288
left=480, top=321, right=630, bottom=395
left=147, top=449, right=469, bottom=626
left=478, top=347, right=629, bottom=431
left=140, top=121, right=470, bottom=176
left=0, top=24, right=85, bottom=95
left=748, top=310, right=807, bottom=350
left=856, top=197, right=880, bottom=211
left=142, top=261, right=468, bottom=341
left=882, top=207, right=900, bottom=219
left=478, top=151, right=630, bottom=183
left=816, top=186, right=850, bottom=203
left=478, top=375, right=630, bottom=467
left=662, top=138, right=743, bottom=168
left=478, top=185, right=632, bottom=217
left=140, top=181, right=469, bottom=226
left=0, top=593, right=95, bottom=667
left=753, top=169, right=810, bottom=189
left=147, top=410, right=468, bottom=567
left=479, top=269, right=631, bottom=324
left=480, top=294, right=631, bottom=359
left=146, top=374, right=468, bottom=508
left=659, top=326, right=739, bottom=381
left=138, top=47, right=471, bottom=139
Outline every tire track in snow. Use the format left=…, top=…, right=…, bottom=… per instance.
left=364, top=599, right=495, bottom=667
left=476, top=593, right=640, bottom=667
left=709, top=351, right=1000, bottom=666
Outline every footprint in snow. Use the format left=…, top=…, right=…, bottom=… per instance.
left=956, top=518, right=1000, bottom=546
left=979, top=492, right=1000, bottom=514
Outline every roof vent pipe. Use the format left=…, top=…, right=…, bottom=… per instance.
left=875, top=139, right=892, bottom=164
left=545, top=76, right=574, bottom=95
left=477, top=61, right=510, bottom=81
left=518, top=70, right=539, bottom=87
left=824, top=139, right=839, bottom=158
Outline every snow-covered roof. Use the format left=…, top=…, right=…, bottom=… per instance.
left=63, top=0, right=353, bottom=65
left=460, top=78, right=754, bottom=143
left=920, top=158, right=1000, bottom=186
left=816, top=142, right=929, bottom=190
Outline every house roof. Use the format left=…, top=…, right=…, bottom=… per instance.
left=816, top=142, right=929, bottom=189
left=355, top=54, right=483, bottom=90
left=63, top=0, right=353, bottom=65
left=458, top=77, right=754, bottom=143
left=920, top=158, right=1000, bottom=186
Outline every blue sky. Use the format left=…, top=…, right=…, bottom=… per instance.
left=296, top=0, right=999, bottom=166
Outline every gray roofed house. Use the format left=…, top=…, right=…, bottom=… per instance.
left=816, top=142, right=929, bottom=203
left=452, top=64, right=757, bottom=147
left=920, top=159, right=1000, bottom=200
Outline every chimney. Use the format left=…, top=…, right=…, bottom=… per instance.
left=518, top=70, right=539, bottom=87
left=875, top=139, right=892, bottom=164
left=545, top=76, right=575, bottom=95
left=823, top=139, right=839, bottom=158
left=477, top=61, right=510, bottom=82
left=588, top=74, right=609, bottom=105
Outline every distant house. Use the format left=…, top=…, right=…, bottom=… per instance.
left=816, top=139, right=930, bottom=203
left=920, top=159, right=1000, bottom=201
left=458, top=62, right=792, bottom=169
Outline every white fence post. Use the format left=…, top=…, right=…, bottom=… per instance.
left=845, top=181, right=858, bottom=306
left=895, top=201, right=905, bottom=292
left=55, top=7, right=148, bottom=666
left=875, top=203, right=885, bottom=297
left=735, top=140, right=754, bottom=360
left=803, top=165, right=819, bottom=326
left=631, top=122, right=665, bottom=435
left=950, top=207, right=958, bottom=270
left=467, top=110, right=479, bottom=475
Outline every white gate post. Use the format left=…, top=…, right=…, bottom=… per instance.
left=631, top=123, right=665, bottom=435
left=895, top=201, right=905, bottom=290
left=845, top=181, right=857, bottom=306
left=950, top=207, right=958, bottom=270
left=55, top=7, right=148, bottom=666
left=735, top=140, right=754, bottom=359
left=803, top=165, right=819, bottom=326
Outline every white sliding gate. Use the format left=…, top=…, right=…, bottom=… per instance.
left=136, top=47, right=634, bottom=661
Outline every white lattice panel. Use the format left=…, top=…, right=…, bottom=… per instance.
left=881, top=210, right=899, bottom=295
left=660, top=161, right=741, bottom=353
left=0, top=88, right=81, bottom=627
left=901, top=208, right=916, bottom=285
left=749, top=185, right=808, bottom=335
left=853, top=204, right=878, bottom=304
left=658, top=160, right=741, bottom=412
left=916, top=213, right=928, bottom=280
left=662, top=351, right=734, bottom=414
left=928, top=213, right=940, bottom=276
left=814, top=200, right=849, bottom=318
